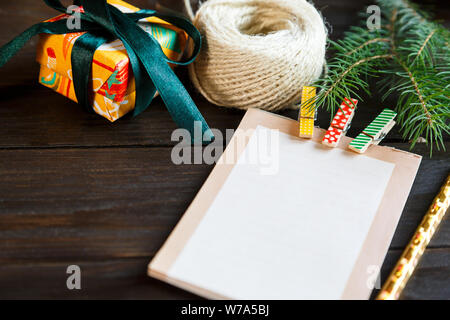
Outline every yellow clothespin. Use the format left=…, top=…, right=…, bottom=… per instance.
left=298, top=86, right=316, bottom=138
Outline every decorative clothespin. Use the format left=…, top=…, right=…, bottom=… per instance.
left=298, top=86, right=316, bottom=138
left=322, top=98, right=358, bottom=147
left=348, top=108, right=397, bottom=153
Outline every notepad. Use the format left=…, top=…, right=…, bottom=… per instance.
left=148, top=109, right=421, bottom=300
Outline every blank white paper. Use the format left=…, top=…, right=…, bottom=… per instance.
left=167, top=125, right=395, bottom=299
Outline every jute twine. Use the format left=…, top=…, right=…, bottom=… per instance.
left=184, top=0, right=327, bottom=111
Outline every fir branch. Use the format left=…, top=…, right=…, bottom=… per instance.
left=399, top=0, right=428, bottom=22
left=397, top=59, right=432, bottom=125
left=321, top=54, right=393, bottom=103
left=386, top=7, right=431, bottom=124
left=345, top=38, right=390, bottom=56
left=382, top=0, right=448, bottom=153
left=312, top=0, right=449, bottom=155
left=416, top=29, right=436, bottom=58
left=309, top=23, right=392, bottom=114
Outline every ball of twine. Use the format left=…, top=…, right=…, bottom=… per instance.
left=184, top=0, right=327, bottom=111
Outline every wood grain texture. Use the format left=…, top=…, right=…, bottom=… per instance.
left=0, top=258, right=199, bottom=299
left=373, top=248, right=450, bottom=300
left=0, top=249, right=447, bottom=300
left=0, top=145, right=448, bottom=263
left=0, top=80, right=433, bottom=148
left=0, top=0, right=448, bottom=300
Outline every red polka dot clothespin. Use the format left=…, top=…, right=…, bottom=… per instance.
left=322, top=98, right=358, bottom=147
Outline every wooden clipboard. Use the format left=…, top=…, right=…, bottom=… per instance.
left=148, top=108, right=422, bottom=299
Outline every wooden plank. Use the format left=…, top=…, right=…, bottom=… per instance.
left=0, top=248, right=447, bottom=299
left=387, top=144, right=450, bottom=250
left=0, top=147, right=210, bottom=262
left=0, top=145, right=448, bottom=263
left=0, top=79, right=447, bottom=148
left=0, top=81, right=243, bottom=148
left=0, top=258, right=198, bottom=299
left=374, top=248, right=450, bottom=300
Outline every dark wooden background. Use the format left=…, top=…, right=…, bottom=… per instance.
left=0, top=0, right=448, bottom=299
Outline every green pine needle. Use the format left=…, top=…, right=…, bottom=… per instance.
left=305, top=0, right=450, bottom=156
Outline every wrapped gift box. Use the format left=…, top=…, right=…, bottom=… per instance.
left=35, top=0, right=187, bottom=121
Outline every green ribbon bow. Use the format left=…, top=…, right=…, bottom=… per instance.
left=0, top=0, right=213, bottom=144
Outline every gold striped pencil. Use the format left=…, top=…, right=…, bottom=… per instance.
left=376, top=174, right=450, bottom=300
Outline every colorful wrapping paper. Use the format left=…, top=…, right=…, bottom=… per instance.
left=36, top=0, right=187, bottom=122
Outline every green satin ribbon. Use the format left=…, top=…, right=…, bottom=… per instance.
left=0, top=0, right=213, bottom=144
